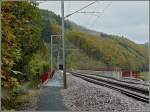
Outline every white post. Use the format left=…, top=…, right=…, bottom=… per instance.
left=57, top=50, right=60, bottom=70
left=130, top=71, right=132, bottom=79
left=51, top=35, right=53, bottom=71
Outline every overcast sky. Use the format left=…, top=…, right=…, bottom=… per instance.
left=38, top=1, right=149, bottom=44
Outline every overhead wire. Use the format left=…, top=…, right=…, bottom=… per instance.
left=86, top=1, right=101, bottom=28
left=83, top=2, right=96, bottom=28
left=38, top=1, right=112, bottom=33
left=65, top=1, right=98, bottom=18
left=89, top=1, right=112, bottom=28
left=90, top=1, right=105, bottom=25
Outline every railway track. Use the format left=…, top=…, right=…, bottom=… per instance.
left=74, top=71, right=149, bottom=92
left=76, top=70, right=149, bottom=86
left=71, top=72, right=149, bottom=103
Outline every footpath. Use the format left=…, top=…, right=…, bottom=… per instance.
left=36, top=70, right=67, bottom=111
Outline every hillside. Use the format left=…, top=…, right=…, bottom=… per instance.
left=39, top=9, right=148, bottom=71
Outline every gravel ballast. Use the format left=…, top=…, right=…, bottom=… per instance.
left=61, top=74, right=149, bottom=112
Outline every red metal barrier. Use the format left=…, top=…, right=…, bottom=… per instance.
left=40, top=72, right=48, bottom=83
left=122, top=71, right=140, bottom=79
left=122, top=71, right=130, bottom=77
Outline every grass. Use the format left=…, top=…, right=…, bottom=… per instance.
left=2, top=80, right=42, bottom=111
left=15, top=89, right=41, bottom=110
left=2, top=89, right=41, bottom=111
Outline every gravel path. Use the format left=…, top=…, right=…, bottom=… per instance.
left=36, top=71, right=67, bottom=111
left=61, top=74, right=149, bottom=112
left=37, top=86, right=67, bottom=111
